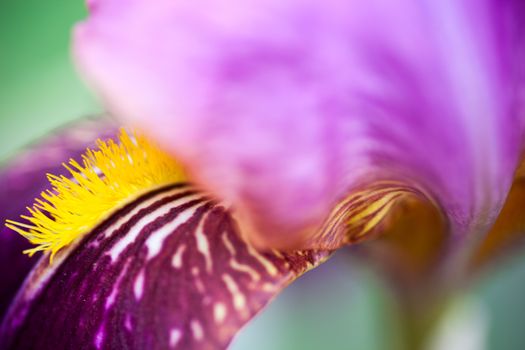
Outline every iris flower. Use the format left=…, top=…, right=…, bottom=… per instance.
left=1, top=0, right=525, bottom=349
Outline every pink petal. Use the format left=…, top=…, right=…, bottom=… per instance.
left=74, top=0, right=525, bottom=249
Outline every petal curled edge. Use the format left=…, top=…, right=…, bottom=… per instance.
left=0, top=117, right=117, bottom=320
left=74, top=0, right=525, bottom=249
left=0, top=184, right=329, bottom=350
left=469, top=162, right=525, bottom=272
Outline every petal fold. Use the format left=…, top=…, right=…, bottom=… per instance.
left=469, top=165, right=525, bottom=271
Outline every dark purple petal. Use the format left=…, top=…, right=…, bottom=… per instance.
left=0, top=185, right=329, bottom=349
left=0, top=117, right=117, bottom=319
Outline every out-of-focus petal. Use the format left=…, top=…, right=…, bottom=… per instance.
left=469, top=161, right=525, bottom=272
left=0, top=117, right=117, bottom=319
left=74, top=0, right=525, bottom=249
left=0, top=184, right=328, bottom=349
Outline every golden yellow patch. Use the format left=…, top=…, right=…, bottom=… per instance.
left=5, top=129, right=186, bottom=261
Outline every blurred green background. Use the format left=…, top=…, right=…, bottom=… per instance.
left=1, top=1, right=525, bottom=349
left=0, top=0, right=100, bottom=161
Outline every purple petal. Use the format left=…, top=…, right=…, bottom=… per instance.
left=0, top=117, right=117, bottom=319
left=74, top=0, right=525, bottom=249
left=0, top=185, right=329, bottom=349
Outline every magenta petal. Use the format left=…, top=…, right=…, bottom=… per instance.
left=74, top=0, right=525, bottom=248
left=0, top=185, right=328, bottom=349
left=0, top=117, right=117, bottom=319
